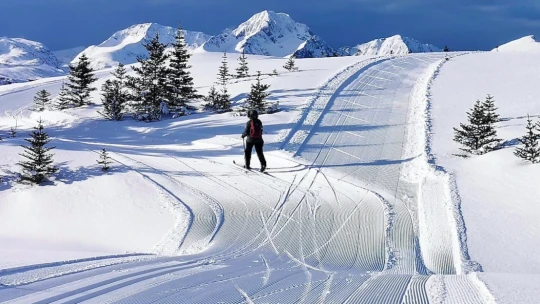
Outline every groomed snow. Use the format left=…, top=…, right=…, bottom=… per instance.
left=430, top=52, right=540, bottom=303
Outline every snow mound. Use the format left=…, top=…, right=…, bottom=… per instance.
left=200, top=10, right=336, bottom=58
left=73, top=23, right=211, bottom=70
left=493, top=35, right=540, bottom=53
left=340, top=35, right=441, bottom=56
left=0, top=37, right=65, bottom=84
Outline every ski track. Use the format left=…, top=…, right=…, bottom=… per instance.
left=0, top=54, right=493, bottom=303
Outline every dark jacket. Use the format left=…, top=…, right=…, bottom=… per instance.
left=242, top=118, right=264, bottom=144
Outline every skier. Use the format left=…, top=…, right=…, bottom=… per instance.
left=241, top=109, right=267, bottom=172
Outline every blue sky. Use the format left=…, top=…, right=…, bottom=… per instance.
left=1, top=0, right=540, bottom=51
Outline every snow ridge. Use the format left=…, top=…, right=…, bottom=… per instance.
left=74, top=23, right=211, bottom=70
left=492, top=35, right=540, bottom=52
left=0, top=37, right=64, bottom=84
left=201, top=10, right=336, bottom=58
left=340, top=35, right=441, bottom=56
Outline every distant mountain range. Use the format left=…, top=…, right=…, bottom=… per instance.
left=0, top=37, right=65, bottom=85
left=0, top=10, right=459, bottom=84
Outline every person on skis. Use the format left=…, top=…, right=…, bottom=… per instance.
left=241, top=109, right=267, bottom=172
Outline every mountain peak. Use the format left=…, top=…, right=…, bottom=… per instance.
left=201, top=10, right=333, bottom=58
left=340, top=35, right=441, bottom=56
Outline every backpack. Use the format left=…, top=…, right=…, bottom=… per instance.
left=250, top=119, right=263, bottom=139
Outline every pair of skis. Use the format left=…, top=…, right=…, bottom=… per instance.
left=232, top=160, right=269, bottom=175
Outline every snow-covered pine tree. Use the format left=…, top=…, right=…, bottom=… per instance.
left=18, top=119, right=57, bottom=184
left=453, top=99, right=501, bottom=154
left=514, top=115, right=540, bottom=163
left=216, top=53, right=231, bottom=111
left=283, top=55, right=297, bottom=71
left=66, top=53, right=98, bottom=107
left=482, top=94, right=500, bottom=124
left=480, top=94, right=502, bottom=152
left=271, top=69, right=279, bottom=76
left=246, top=71, right=271, bottom=112
left=55, top=82, right=72, bottom=110
left=8, top=127, right=17, bottom=138
left=97, top=148, right=112, bottom=171
left=99, top=64, right=129, bottom=121
left=236, top=50, right=249, bottom=78
left=204, top=85, right=220, bottom=110
left=32, top=89, right=51, bottom=112
left=127, top=33, right=170, bottom=121
left=167, top=23, right=199, bottom=113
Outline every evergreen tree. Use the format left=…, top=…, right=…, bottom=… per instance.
left=271, top=69, right=279, bottom=76
left=127, top=33, right=170, bottom=121
left=246, top=71, right=271, bottom=112
left=99, top=64, right=129, bottom=120
left=514, top=115, right=540, bottom=163
left=8, top=127, right=17, bottom=138
left=283, top=55, right=297, bottom=71
left=33, top=89, right=51, bottom=112
left=66, top=53, right=98, bottom=107
left=453, top=100, right=501, bottom=154
left=216, top=53, right=231, bottom=110
left=204, top=85, right=220, bottom=110
left=444, top=45, right=450, bottom=52
left=167, top=23, right=198, bottom=111
left=482, top=94, right=500, bottom=124
left=236, top=50, right=249, bottom=78
left=18, top=119, right=57, bottom=183
left=97, top=148, right=112, bottom=171
left=56, top=82, right=72, bottom=110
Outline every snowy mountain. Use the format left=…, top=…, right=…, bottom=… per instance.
left=73, top=23, right=211, bottom=70
left=54, top=46, right=86, bottom=66
left=493, top=35, right=540, bottom=52
left=340, top=35, right=441, bottom=56
left=200, top=10, right=336, bottom=58
left=0, top=37, right=65, bottom=84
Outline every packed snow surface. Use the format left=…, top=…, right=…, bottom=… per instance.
left=430, top=52, right=540, bottom=303
left=0, top=50, right=533, bottom=302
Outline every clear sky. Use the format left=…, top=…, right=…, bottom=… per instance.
left=1, top=0, right=540, bottom=51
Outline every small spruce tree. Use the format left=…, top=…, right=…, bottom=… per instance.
left=216, top=53, right=231, bottom=110
left=56, top=82, right=72, bottom=110
left=482, top=94, right=500, bottom=124
left=8, top=127, right=17, bottom=138
left=167, top=23, right=199, bottom=112
left=18, top=119, right=57, bottom=183
left=204, top=85, right=220, bottom=110
left=453, top=100, right=501, bottom=154
left=444, top=46, right=450, bottom=52
left=236, top=50, right=249, bottom=78
left=99, top=63, right=129, bottom=121
left=127, top=33, right=170, bottom=121
left=271, top=69, right=279, bottom=76
left=283, top=55, right=297, bottom=72
left=514, top=115, right=540, bottom=163
left=246, top=71, right=271, bottom=112
left=66, top=53, right=98, bottom=107
left=33, top=89, right=51, bottom=112
left=97, top=148, right=112, bottom=171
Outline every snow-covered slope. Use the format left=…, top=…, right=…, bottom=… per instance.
left=200, top=10, right=336, bottom=58
left=0, top=37, right=65, bottom=84
left=74, top=23, right=211, bottom=70
left=493, top=35, right=540, bottom=52
left=54, top=46, right=86, bottom=66
left=340, top=35, right=441, bottom=56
